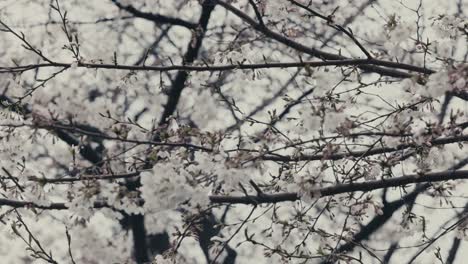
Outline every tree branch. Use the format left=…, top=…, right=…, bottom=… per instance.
left=0, top=57, right=434, bottom=75
left=260, top=134, right=468, bottom=162
left=159, top=1, right=216, bottom=125
left=4, top=170, right=467, bottom=209
left=214, top=0, right=435, bottom=78
left=209, top=170, right=468, bottom=205
left=110, top=0, right=197, bottom=29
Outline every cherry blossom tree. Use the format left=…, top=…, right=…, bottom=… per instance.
left=0, top=0, right=467, bottom=263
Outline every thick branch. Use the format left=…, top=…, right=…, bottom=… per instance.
left=35, top=122, right=213, bottom=151
left=4, top=170, right=467, bottom=209
left=446, top=237, right=461, bottom=264
left=0, top=95, right=104, bottom=165
left=159, top=1, right=216, bottom=125
left=27, top=171, right=144, bottom=184
left=111, top=0, right=197, bottom=29
left=209, top=170, right=468, bottom=204
left=320, top=183, right=427, bottom=264
left=0, top=199, right=109, bottom=210
left=0, top=58, right=431, bottom=75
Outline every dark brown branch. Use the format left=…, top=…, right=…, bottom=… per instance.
left=446, top=237, right=461, bottom=264
left=0, top=20, right=54, bottom=64
left=287, top=0, right=373, bottom=59
left=214, top=0, right=435, bottom=78
left=211, top=206, right=256, bottom=264
left=0, top=199, right=112, bottom=210
left=209, top=170, right=468, bottom=205
left=320, top=183, right=427, bottom=264
left=320, top=0, right=377, bottom=47
left=320, top=156, right=468, bottom=261
left=14, top=212, right=59, bottom=264
left=65, top=227, right=77, bottom=264
left=27, top=171, right=145, bottom=184
left=225, top=69, right=302, bottom=132
left=111, top=0, right=197, bottom=29
left=2, top=170, right=468, bottom=208
left=2, top=167, right=25, bottom=192
left=143, top=2, right=216, bottom=262
left=260, top=134, right=468, bottom=162
left=0, top=95, right=104, bottom=166
left=0, top=59, right=430, bottom=75
left=248, top=0, right=265, bottom=27
left=159, top=1, right=216, bottom=125
left=269, top=86, right=315, bottom=127
left=33, top=122, right=213, bottom=151
left=407, top=214, right=468, bottom=263
left=439, top=92, right=453, bottom=124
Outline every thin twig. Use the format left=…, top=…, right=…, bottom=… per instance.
left=211, top=206, right=256, bottom=264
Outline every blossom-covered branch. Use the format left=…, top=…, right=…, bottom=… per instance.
left=209, top=170, right=468, bottom=205
left=214, top=0, right=436, bottom=78
left=2, top=170, right=467, bottom=209
left=0, top=58, right=430, bottom=75
left=1, top=0, right=466, bottom=263
left=259, top=134, right=468, bottom=162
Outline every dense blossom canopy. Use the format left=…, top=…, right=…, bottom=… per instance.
left=0, top=0, right=467, bottom=263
